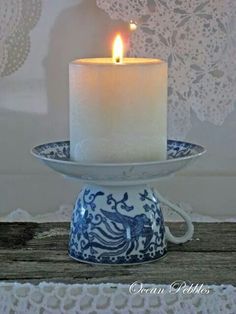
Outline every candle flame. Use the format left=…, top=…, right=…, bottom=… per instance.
left=112, top=34, right=123, bottom=64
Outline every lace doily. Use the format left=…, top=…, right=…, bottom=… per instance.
left=1, top=205, right=236, bottom=223
left=97, top=0, right=236, bottom=138
left=0, top=282, right=235, bottom=314
left=0, top=0, right=42, bottom=77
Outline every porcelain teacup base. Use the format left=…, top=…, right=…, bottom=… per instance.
left=31, top=140, right=201, bottom=264
left=69, top=184, right=193, bottom=265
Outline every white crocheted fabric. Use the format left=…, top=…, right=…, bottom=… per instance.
left=1, top=205, right=236, bottom=223
left=97, top=0, right=236, bottom=138
left=0, top=0, right=42, bottom=77
left=0, top=282, right=235, bottom=314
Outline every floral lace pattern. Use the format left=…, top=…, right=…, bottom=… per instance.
left=1, top=205, right=236, bottom=223
left=97, top=0, right=236, bottom=138
left=0, top=282, right=235, bottom=314
left=0, top=0, right=42, bottom=77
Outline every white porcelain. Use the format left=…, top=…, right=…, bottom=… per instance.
left=31, top=140, right=205, bottom=186
left=31, top=140, right=205, bottom=265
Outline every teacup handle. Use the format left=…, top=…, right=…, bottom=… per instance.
left=155, top=190, right=194, bottom=244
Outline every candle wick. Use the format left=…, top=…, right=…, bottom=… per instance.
left=115, top=56, right=120, bottom=63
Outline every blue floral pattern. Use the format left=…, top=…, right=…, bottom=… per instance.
left=32, top=140, right=203, bottom=161
left=69, top=187, right=167, bottom=264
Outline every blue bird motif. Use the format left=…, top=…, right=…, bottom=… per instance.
left=100, top=209, right=151, bottom=241
left=69, top=189, right=166, bottom=263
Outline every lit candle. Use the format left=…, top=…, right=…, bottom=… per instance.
left=112, top=34, right=123, bottom=64
left=69, top=34, right=167, bottom=163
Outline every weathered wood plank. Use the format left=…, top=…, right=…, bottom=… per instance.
left=0, top=250, right=70, bottom=262
left=0, top=222, right=68, bottom=249
left=0, top=252, right=235, bottom=285
left=0, top=222, right=235, bottom=285
left=0, top=222, right=235, bottom=252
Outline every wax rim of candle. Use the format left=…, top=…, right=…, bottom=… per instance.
left=70, top=58, right=166, bottom=66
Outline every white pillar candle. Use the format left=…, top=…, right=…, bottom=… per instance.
left=69, top=38, right=167, bottom=163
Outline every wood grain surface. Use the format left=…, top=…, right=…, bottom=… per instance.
left=0, top=222, right=235, bottom=285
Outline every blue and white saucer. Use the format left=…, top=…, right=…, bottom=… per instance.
left=31, top=140, right=205, bottom=185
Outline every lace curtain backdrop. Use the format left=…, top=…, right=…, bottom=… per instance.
left=97, top=0, right=236, bottom=138
left=0, top=0, right=42, bottom=77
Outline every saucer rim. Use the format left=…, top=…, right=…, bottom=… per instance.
left=31, top=139, right=206, bottom=167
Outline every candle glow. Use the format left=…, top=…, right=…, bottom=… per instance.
left=69, top=34, right=167, bottom=162
left=112, top=34, right=124, bottom=64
